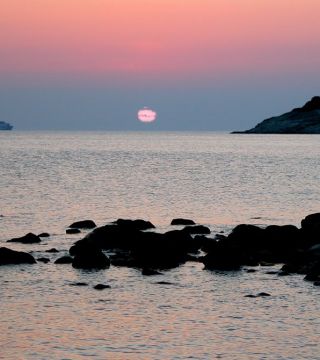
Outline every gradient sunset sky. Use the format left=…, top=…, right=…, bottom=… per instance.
left=1, top=0, right=320, bottom=130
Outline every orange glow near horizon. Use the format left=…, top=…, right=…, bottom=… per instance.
left=1, top=0, right=320, bottom=82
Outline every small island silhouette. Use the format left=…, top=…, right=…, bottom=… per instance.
left=233, top=96, right=320, bottom=134
left=0, top=121, right=13, bottom=130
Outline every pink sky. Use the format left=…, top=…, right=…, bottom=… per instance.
left=1, top=0, right=320, bottom=83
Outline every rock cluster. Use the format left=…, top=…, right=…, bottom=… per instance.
left=2, top=214, right=320, bottom=287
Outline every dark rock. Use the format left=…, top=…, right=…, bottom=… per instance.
left=72, top=248, right=110, bottom=270
left=93, top=284, right=111, bottom=290
left=246, top=269, right=257, bottom=273
left=73, top=224, right=142, bottom=252
left=280, top=250, right=311, bottom=274
left=264, top=224, right=301, bottom=261
left=74, top=225, right=199, bottom=269
left=203, top=243, right=242, bottom=271
left=142, top=268, right=163, bottom=276
left=265, top=271, right=279, bottom=275
left=38, top=232, right=50, bottom=238
left=112, top=218, right=155, bottom=230
left=37, top=257, right=50, bottom=263
left=232, top=96, right=320, bottom=134
left=45, top=248, right=59, bottom=253
left=227, top=224, right=266, bottom=250
left=300, top=214, right=320, bottom=247
left=304, top=261, right=320, bottom=281
left=69, top=282, right=88, bottom=286
left=69, top=237, right=101, bottom=256
left=69, top=220, right=96, bottom=229
left=0, top=247, right=36, bottom=265
left=130, top=230, right=197, bottom=269
left=301, top=213, right=320, bottom=231
left=183, top=225, right=211, bottom=235
left=224, top=223, right=301, bottom=264
left=70, top=223, right=204, bottom=270
left=171, top=218, right=196, bottom=226
left=308, top=243, right=320, bottom=258
left=313, top=281, right=320, bottom=286
left=66, top=228, right=81, bottom=234
left=245, top=292, right=271, bottom=298
left=7, top=232, right=41, bottom=244
left=109, top=252, right=136, bottom=267
left=198, top=235, right=218, bottom=253
left=54, top=256, right=73, bottom=264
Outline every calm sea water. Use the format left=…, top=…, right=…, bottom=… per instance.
left=1, top=131, right=320, bottom=359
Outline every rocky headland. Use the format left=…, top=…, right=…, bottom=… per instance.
left=233, top=96, right=320, bottom=134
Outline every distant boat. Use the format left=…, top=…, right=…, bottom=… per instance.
left=0, top=121, right=13, bottom=130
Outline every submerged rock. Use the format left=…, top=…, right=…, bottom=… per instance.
left=45, top=248, right=59, bottom=253
left=69, top=220, right=96, bottom=229
left=7, top=232, right=41, bottom=244
left=37, top=257, right=50, bottom=263
left=233, top=96, right=320, bottom=134
left=245, top=292, right=271, bottom=298
left=93, top=284, right=111, bottom=290
left=155, top=281, right=174, bottom=285
left=0, top=247, right=36, bottom=265
left=69, top=282, right=88, bottom=286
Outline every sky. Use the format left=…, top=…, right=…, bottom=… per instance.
left=1, top=0, right=320, bottom=130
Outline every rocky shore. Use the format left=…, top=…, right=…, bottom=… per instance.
left=233, top=96, right=320, bottom=134
left=1, top=214, right=320, bottom=288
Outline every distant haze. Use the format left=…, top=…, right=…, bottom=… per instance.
left=1, top=0, right=320, bottom=131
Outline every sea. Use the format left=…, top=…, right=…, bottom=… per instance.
left=1, top=131, right=320, bottom=359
